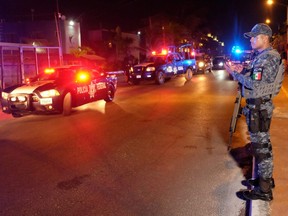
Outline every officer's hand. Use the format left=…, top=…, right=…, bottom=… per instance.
left=224, top=62, right=243, bottom=73
left=224, top=61, right=234, bottom=74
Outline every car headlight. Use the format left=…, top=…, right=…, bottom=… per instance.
left=146, top=66, right=155, bottom=72
left=129, top=67, right=133, bottom=72
left=39, top=89, right=60, bottom=97
left=198, top=61, right=205, bottom=68
left=218, top=62, right=224, bottom=67
left=1, top=92, right=9, bottom=100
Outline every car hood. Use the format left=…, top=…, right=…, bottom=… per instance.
left=133, top=62, right=154, bottom=67
left=10, top=80, right=55, bottom=94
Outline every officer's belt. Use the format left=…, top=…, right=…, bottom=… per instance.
left=246, top=98, right=271, bottom=106
left=252, top=143, right=272, bottom=152
left=252, top=143, right=271, bottom=148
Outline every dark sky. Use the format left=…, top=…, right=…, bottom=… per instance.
left=0, top=0, right=286, bottom=51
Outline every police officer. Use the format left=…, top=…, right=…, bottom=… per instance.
left=225, top=23, right=281, bottom=201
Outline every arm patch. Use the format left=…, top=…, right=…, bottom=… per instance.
left=252, top=67, right=263, bottom=81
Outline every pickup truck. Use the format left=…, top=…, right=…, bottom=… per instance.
left=127, top=52, right=196, bottom=85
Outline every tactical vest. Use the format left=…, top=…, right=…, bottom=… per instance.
left=243, top=49, right=285, bottom=99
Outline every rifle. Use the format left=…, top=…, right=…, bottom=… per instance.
left=228, top=83, right=243, bottom=151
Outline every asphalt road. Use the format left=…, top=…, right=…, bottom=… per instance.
left=0, top=71, right=247, bottom=216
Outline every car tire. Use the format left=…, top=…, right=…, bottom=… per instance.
left=104, top=84, right=115, bottom=102
left=185, top=68, right=193, bottom=81
left=63, top=92, right=72, bottom=116
left=155, top=71, right=165, bottom=85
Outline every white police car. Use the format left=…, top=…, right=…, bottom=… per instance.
left=1, top=65, right=117, bottom=117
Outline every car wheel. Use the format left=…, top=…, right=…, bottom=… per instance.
left=63, top=92, right=72, bottom=116
left=185, top=68, right=193, bottom=81
left=104, top=84, right=115, bottom=102
left=155, top=71, right=165, bottom=85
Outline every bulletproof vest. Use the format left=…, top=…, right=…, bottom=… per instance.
left=243, top=49, right=284, bottom=99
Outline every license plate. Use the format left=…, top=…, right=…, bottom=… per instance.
left=40, top=98, right=52, bottom=105
left=136, top=75, right=141, bottom=79
left=147, top=75, right=151, bottom=78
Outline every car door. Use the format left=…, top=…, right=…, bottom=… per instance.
left=73, top=70, right=94, bottom=105
left=91, top=71, right=108, bottom=100
left=174, top=53, right=185, bottom=74
left=164, top=54, right=177, bottom=75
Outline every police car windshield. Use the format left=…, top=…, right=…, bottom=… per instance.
left=145, top=55, right=166, bottom=65
left=37, top=68, right=75, bottom=81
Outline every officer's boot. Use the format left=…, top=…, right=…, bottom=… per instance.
left=247, top=177, right=275, bottom=188
left=242, top=177, right=273, bottom=201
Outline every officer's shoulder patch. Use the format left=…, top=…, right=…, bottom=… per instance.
left=252, top=67, right=263, bottom=81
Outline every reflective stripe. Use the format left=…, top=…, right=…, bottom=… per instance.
left=11, top=81, right=53, bottom=94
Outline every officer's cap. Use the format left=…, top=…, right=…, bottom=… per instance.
left=244, top=23, right=272, bottom=38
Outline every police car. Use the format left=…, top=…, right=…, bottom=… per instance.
left=128, top=51, right=196, bottom=85
left=1, top=65, right=117, bottom=117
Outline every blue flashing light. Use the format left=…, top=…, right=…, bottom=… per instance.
left=232, top=45, right=243, bottom=55
left=235, top=49, right=242, bottom=54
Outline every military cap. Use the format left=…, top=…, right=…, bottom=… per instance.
left=244, top=23, right=272, bottom=38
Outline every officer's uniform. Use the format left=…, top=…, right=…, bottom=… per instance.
left=230, top=23, right=281, bottom=201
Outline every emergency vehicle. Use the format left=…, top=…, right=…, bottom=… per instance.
left=127, top=49, right=196, bottom=85
left=1, top=65, right=117, bottom=117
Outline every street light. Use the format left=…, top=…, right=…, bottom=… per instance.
left=267, top=0, right=274, bottom=5
left=266, top=18, right=271, bottom=24
left=266, top=0, right=288, bottom=60
left=137, top=31, right=141, bottom=64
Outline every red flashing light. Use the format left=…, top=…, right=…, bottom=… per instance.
left=44, top=68, right=55, bottom=74
left=161, top=49, right=168, bottom=55
left=76, top=71, right=90, bottom=82
left=152, top=48, right=168, bottom=56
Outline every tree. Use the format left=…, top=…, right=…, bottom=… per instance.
left=70, top=46, right=95, bottom=58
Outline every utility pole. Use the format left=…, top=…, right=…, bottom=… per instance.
left=55, top=0, right=63, bottom=65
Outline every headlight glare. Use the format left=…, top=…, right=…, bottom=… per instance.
left=17, top=96, right=26, bottom=102
left=146, top=66, right=155, bottom=72
left=198, top=61, right=205, bottom=67
left=1, top=92, right=9, bottom=100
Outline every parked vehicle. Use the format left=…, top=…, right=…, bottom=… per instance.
left=1, top=65, right=117, bottom=117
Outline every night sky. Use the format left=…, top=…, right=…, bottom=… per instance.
left=0, top=0, right=286, bottom=51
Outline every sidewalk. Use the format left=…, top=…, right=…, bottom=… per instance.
left=250, top=74, right=288, bottom=215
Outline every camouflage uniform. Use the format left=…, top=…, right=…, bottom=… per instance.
left=231, top=47, right=280, bottom=194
